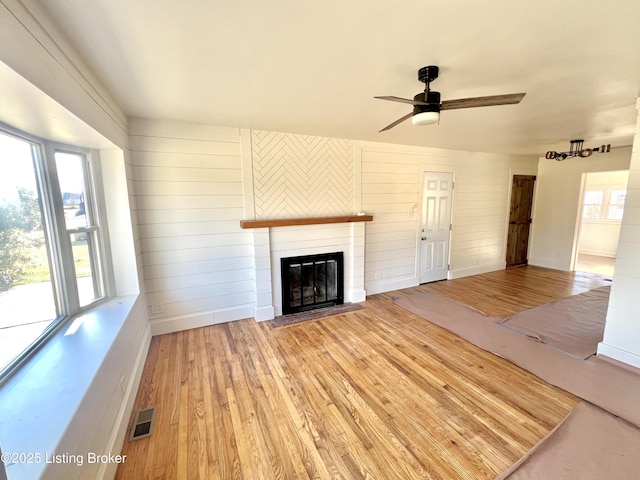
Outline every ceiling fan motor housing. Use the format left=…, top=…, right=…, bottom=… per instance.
left=413, top=91, right=441, bottom=115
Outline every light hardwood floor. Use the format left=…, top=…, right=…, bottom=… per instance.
left=115, top=266, right=610, bottom=480
left=575, top=253, right=615, bottom=277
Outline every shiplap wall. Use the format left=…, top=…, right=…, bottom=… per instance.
left=599, top=99, right=640, bottom=367
left=361, top=142, right=538, bottom=294
left=128, top=124, right=540, bottom=321
left=129, top=119, right=254, bottom=334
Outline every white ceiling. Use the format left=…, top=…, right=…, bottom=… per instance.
left=33, top=0, right=640, bottom=155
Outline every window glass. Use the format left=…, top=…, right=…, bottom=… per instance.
left=607, top=189, right=626, bottom=220
left=55, top=151, right=104, bottom=306
left=582, top=190, right=604, bottom=220
left=0, top=131, right=58, bottom=371
left=56, top=152, right=89, bottom=229
left=0, top=128, right=107, bottom=381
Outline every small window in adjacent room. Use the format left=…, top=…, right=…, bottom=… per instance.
left=607, top=189, right=626, bottom=220
left=0, top=127, right=107, bottom=381
left=582, top=190, right=604, bottom=220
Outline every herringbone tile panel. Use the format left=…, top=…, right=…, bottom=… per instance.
left=251, top=131, right=355, bottom=218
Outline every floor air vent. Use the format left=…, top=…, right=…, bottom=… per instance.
left=129, top=407, right=156, bottom=441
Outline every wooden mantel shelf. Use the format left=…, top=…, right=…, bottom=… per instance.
left=240, top=215, right=373, bottom=229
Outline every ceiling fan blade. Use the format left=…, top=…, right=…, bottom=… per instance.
left=375, top=95, right=429, bottom=106
left=441, top=93, right=526, bottom=111
left=379, top=112, right=413, bottom=132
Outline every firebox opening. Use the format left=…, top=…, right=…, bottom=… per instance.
left=281, top=252, right=344, bottom=315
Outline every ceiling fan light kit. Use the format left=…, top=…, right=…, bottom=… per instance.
left=412, top=111, right=440, bottom=126
left=375, top=65, right=526, bottom=132
left=545, top=139, right=612, bottom=161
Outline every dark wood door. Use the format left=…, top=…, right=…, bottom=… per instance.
left=506, top=175, right=536, bottom=268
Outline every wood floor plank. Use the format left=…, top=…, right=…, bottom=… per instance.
left=115, top=266, right=597, bottom=480
left=316, top=318, right=504, bottom=479
left=246, top=322, right=337, bottom=480
left=337, top=315, right=524, bottom=471
left=270, top=325, right=386, bottom=479
left=204, top=327, right=242, bottom=480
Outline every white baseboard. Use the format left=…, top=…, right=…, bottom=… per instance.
left=449, top=262, right=507, bottom=280
left=449, top=262, right=506, bottom=280
left=150, top=306, right=254, bottom=336
left=254, top=305, right=275, bottom=322
left=597, top=342, right=640, bottom=369
left=528, top=257, right=571, bottom=271
left=351, top=289, right=367, bottom=303
left=578, top=249, right=616, bottom=258
left=97, top=321, right=152, bottom=480
left=365, top=276, right=418, bottom=295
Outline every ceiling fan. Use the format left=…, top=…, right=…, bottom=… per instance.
left=375, top=66, right=526, bottom=132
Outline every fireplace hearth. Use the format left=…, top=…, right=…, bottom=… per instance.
left=281, top=252, right=344, bottom=315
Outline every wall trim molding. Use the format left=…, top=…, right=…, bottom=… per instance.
left=449, top=262, right=507, bottom=280
left=366, top=276, right=418, bottom=296
left=577, top=248, right=617, bottom=258
left=528, top=257, right=571, bottom=271
left=597, top=343, right=640, bottom=369
left=351, top=288, right=367, bottom=303
left=254, top=305, right=275, bottom=322
left=150, top=306, right=254, bottom=336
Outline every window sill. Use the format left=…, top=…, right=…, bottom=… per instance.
left=0, top=295, right=139, bottom=480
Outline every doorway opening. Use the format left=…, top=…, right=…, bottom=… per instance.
left=574, top=170, right=629, bottom=277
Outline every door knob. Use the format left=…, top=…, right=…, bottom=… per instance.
left=421, top=237, right=427, bottom=241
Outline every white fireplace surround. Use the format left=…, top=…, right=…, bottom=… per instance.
left=250, top=222, right=367, bottom=320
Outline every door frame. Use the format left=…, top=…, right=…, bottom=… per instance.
left=571, top=169, right=628, bottom=273
left=417, top=168, right=456, bottom=282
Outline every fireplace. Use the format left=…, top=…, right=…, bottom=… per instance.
left=281, top=252, right=344, bottom=315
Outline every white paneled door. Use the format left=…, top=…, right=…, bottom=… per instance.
left=420, top=172, right=454, bottom=283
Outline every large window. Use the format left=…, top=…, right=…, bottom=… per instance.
left=582, top=188, right=626, bottom=221
left=0, top=127, right=106, bottom=380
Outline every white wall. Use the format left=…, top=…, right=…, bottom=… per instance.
left=577, top=170, right=629, bottom=257
left=529, top=147, right=632, bottom=270
left=361, top=142, right=538, bottom=294
left=598, top=99, right=640, bottom=367
left=0, top=0, right=128, bottom=148
left=129, top=119, right=256, bottom=334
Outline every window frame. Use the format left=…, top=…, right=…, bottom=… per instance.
left=606, top=189, right=626, bottom=221
left=581, top=189, right=604, bottom=220
left=0, top=124, right=111, bottom=384
left=581, top=187, right=627, bottom=222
